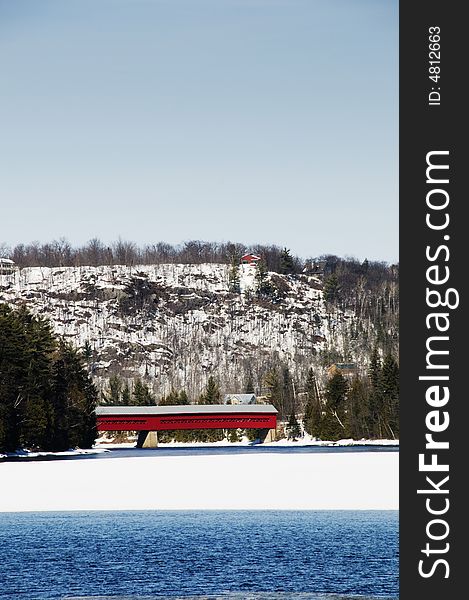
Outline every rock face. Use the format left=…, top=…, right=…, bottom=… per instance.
left=0, top=263, right=352, bottom=397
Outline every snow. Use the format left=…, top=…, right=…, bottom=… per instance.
left=2, top=448, right=109, bottom=459
left=0, top=451, right=398, bottom=512
left=95, top=437, right=399, bottom=449
left=0, top=263, right=334, bottom=397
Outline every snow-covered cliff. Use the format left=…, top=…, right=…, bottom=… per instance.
left=0, top=264, right=353, bottom=396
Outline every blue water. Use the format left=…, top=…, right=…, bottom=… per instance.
left=0, top=511, right=398, bottom=600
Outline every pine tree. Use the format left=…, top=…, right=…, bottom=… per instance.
left=282, top=367, right=295, bottom=416
left=303, top=368, right=321, bottom=438
left=178, top=390, right=189, bottom=405
left=287, top=411, right=301, bottom=440
left=368, top=348, right=381, bottom=390
left=18, top=308, right=56, bottom=450
left=160, top=389, right=179, bottom=405
left=228, top=428, right=242, bottom=443
left=318, top=372, right=348, bottom=441
left=255, top=260, right=273, bottom=300
left=368, top=349, right=384, bottom=438
left=0, top=304, right=27, bottom=451
left=279, top=247, right=295, bottom=275
left=263, top=369, right=283, bottom=420
left=81, top=340, right=93, bottom=369
left=199, top=376, right=221, bottom=405
left=22, top=396, right=54, bottom=450
left=131, top=379, right=155, bottom=406
left=345, top=376, right=371, bottom=439
left=50, top=344, right=72, bottom=450
left=324, top=274, right=340, bottom=305
left=228, top=257, right=241, bottom=293
left=53, top=343, right=98, bottom=449
left=160, top=388, right=189, bottom=405
left=0, top=306, right=98, bottom=452
left=121, top=382, right=131, bottom=404
left=380, top=354, right=399, bottom=439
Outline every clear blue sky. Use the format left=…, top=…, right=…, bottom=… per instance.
left=0, top=0, right=398, bottom=263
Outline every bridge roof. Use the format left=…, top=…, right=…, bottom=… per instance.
left=96, top=404, right=277, bottom=416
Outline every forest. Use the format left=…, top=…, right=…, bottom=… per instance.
left=0, top=304, right=97, bottom=453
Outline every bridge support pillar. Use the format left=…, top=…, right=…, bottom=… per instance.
left=258, top=428, right=276, bottom=443
left=136, top=431, right=158, bottom=448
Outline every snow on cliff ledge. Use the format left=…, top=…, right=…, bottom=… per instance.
left=0, top=264, right=351, bottom=396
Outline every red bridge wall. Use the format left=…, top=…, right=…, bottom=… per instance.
left=97, top=412, right=277, bottom=432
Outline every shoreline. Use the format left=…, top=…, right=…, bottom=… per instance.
left=0, top=437, right=399, bottom=462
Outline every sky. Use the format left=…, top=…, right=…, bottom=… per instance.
left=0, top=0, right=398, bottom=263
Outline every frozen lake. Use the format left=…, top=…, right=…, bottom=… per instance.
left=0, top=448, right=398, bottom=512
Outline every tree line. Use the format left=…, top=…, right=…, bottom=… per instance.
left=0, top=305, right=97, bottom=453
left=1, top=238, right=304, bottom=273
left=1, top=238, right=396, bottom=279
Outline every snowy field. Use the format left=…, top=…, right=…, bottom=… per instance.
left=0, top=450, right=398, bottom=512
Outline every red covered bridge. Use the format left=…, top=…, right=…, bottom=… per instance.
left=96, top=404, right=278, bottom=447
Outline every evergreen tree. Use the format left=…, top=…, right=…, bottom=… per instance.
left=21, top=396, right=54, bottom=450
left=0, top=304, right=28, bottom=451
left=286, top=411, right=301, bottom=440
left=160, top=389, right=179, bottom=405
left=121, top=382, right=131, bottom=404
left=368, top=348, right=382, bottom=390
left=72, top=344, right=97, bottom=447
left=52, top=343, right=98, bottom=449
left=380, top=354, right=399, bottom=439
left=282, top=367, right=295, bottom=416
left=345, top=377, right=371, bottom=439
left=318, top=372, right=348, bottom=441
left=0, top=306, right=98, bottom=452
left=279, top=247, right=295, bottom=275
left=50, top=344, right=72, bottom=450
left=199, top=376, right=221, bottom=405
left=17, top=308, right=56, bottom=450
left=228, top=428, right=242, bottom=443
left=263, top=369, right=283, bottom=420
left=323, top=274, right=340, bottom=305
left=81, top=340, right=93, bottom=369
left=368, top=349, right=384, bottom=438
left=131, top=379, right=155, bottom=406
left=178, top=390, right=189, bottom=405
left=228, top=257, right=241, bottom=293
left=255, top=260, right=274, bottom=300
left=303, top=368, right=321, bottom=437
left=160, top=389, right=189, bottom=406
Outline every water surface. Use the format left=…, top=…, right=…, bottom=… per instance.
left=0, top=511, right=398, bottom=600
